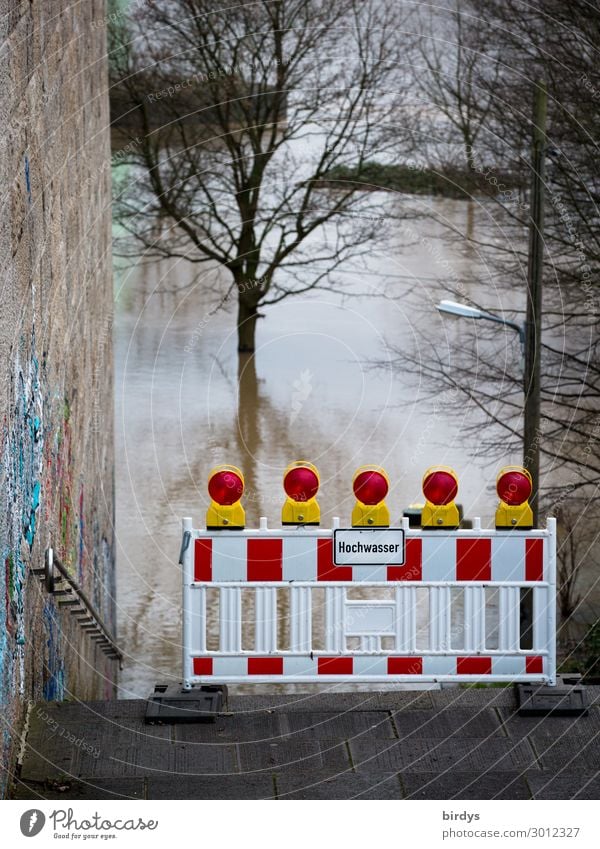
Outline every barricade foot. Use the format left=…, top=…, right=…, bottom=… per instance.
left=516, top=680, right=588, bottom=717
left=145, top=683, right=226, bottom=723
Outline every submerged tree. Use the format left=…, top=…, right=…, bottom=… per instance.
left=412, top=0, right=501, bottom=174
left=110, top=0, right=415, bottom=351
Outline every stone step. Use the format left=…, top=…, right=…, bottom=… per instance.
left=11, top=688, right=600, bottom=800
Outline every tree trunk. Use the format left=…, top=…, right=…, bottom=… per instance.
left=237, top=293, right=260, bottom=353
left=236, top=353, right=260, bottom=514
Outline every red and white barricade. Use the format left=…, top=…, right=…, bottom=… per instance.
left=180, top=516, right=556, bottom=688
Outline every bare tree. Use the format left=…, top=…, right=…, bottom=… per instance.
left=412, top=0, right=501, bottom=173
left=110, top=0, right=415, bottom=351
left=385, top=0, right=600, bottom=505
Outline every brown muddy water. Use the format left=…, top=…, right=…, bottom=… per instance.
left=114, top=198, right=561, bottom=698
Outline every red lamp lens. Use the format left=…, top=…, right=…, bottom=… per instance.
left=423, top=471, right=458, bottom=505
left=284, top=467, right=319, bottom=502
left=208, top=471, right=244, bottom=505
left=497, top=471, right=532, bottom=506
left=353, top=470, right=388, bottom=505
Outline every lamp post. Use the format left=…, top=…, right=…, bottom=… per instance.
left=523, top=81, right=547, bottom=531
left=435, top=83, right=547, bottom=650
left=437, top=297, right=535, bottom=649
left=436, top=82, right=547, bottom=528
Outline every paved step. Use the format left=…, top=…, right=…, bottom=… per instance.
left=11, top=687, right=600, bottom=800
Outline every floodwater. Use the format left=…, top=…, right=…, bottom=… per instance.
left=114, top=197, right=530, bottom=698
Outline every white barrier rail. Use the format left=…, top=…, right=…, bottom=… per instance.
left=180, top=516, right=556, bottom=688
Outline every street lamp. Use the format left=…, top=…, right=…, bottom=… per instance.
left=436, top=84, right=546, bottom=651
left=437, top=300, right=525, bottom=351
left=436, top=298, right=536, bottom=511
left=437, top=297, right=537, bottom=649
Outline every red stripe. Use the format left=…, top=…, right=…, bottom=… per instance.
left=248, top=657, right=284, bottom=675
left=457, top=656, right=492, bottom=675
left=456, top=538, right=491, bottom=581
left=526, top=538, right=544, bottom=581
left=193, top=657, right=213, bottom=675
left=317, top=539, right=353, bottom=581
left=387, top=538, right=422, bottom=581
left=194, top=539, right=212, bottom=581
left=247, top=538, right=283, bottom=581
left=388, top=656, right=423, bottom=674
left=526, top=655, right=544, bottom=674
left=318, top=657, right=353, bottom=675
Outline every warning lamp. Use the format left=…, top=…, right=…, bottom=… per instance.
left=495, top=465, right=533, bottom=529
left=206, top=465, right=245, bottom=530
left=421, top=466, right=460, bottom=529
left=282, top=461, right=320, bottom=525
left=351, top=466, right=390, bottom=527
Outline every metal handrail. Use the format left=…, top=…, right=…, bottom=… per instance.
left=33, top=549, right=123, bottom=667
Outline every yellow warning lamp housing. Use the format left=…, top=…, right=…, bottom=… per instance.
left=495, top=466, right=533, bottom=529
left=421, top=466, right=460, bottom=529
left=206, top=465, right=245, bottom=530
left=282, top=461, right=320, bottom=525
left=351, top=466, right=390, bottom=527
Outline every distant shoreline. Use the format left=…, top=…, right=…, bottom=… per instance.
left=315, top=161, right=526, bottom=202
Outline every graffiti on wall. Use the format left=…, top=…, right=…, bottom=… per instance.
left=0, top=333, right=46, bottom=778
left=1, top=332, right=116, bottom=710
left=0, top=335, right=44, bottom=697
left=0, top=336, right=114, bottom=783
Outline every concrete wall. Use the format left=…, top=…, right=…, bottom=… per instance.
left=0, top=0, right=115, bottom=795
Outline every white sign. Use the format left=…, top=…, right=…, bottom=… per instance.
left=333, top=528, right=405, bottom=565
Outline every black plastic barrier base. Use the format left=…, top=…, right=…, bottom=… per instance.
left=516, top=680, right=588, bottom=716
left=145, top=683, right=226, bottom=723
